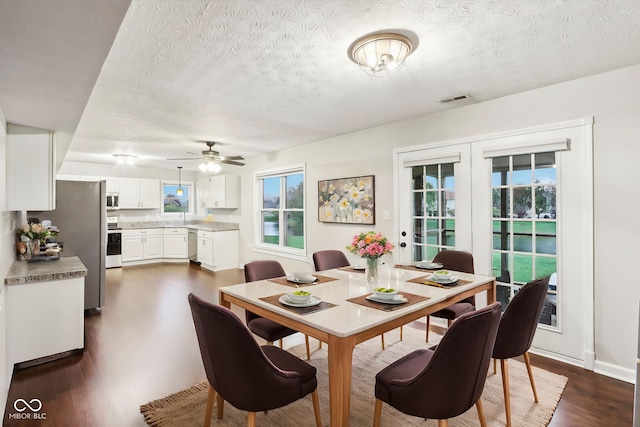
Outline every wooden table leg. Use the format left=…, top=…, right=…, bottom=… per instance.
left=487, top=279, right=496, bottom=304
left=219, top=290, right=231, bottom=309
left=327, top=334, right=356, bottom=427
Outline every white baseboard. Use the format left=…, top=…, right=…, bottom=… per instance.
left=594, top=360, right=636, bottom=384
left=531, top=347, right=636, bottom=384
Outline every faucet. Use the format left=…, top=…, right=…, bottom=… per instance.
left=182, top=211, right=187, bottom=225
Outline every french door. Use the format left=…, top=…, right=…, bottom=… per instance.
left=394, top=118, right=594, bottom=368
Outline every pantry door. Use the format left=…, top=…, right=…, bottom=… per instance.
left=394, top=118, right=594, bottom=368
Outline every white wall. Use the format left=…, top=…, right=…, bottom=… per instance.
left=0, top=105, right=12, bottom=411
left=235, top=64, right=640, bottom=381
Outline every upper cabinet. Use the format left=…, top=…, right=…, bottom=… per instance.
left=198, top=174, right=239, bottom=209
left=118, top=178, right=160, bottom=209
left=7, top=125, right=56, bottom=211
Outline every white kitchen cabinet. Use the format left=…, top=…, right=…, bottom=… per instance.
left=122, top=229, right=164, bottom=262
left=119, top=178, right=160, bottom=209
left=197, top=231, right=214, bottom=267
left=198, top=174, right=239, bottom=209
left=7, top=277, right=84, bottom=368
left=7, top=125, right=56, bottom=211
left=197, top=229, right=239, bottom=271
left=164, top=228, right=188, bottom=259
left=105, top=177, right=119, bottom=193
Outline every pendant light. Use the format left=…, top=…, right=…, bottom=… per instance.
left=176, top=166, right=184, bottom=196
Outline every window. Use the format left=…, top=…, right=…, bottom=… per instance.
left=491, top=152, right=557, bottom=326
left=254, top=165, right=306, bottom=258
left=411, top=163, right=456, bottom=262
left=162, top=182, right=193, bottom=215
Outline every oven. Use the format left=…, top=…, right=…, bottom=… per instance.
left=106, top=216, right=122, bottom=268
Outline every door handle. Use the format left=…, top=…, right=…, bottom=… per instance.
left=400, top=242, right=407, bottom=248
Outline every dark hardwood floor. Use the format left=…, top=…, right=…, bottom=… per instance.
left=3, top=263, right=634, bottom=426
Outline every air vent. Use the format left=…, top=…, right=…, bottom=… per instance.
left=439, top=93, right=471, bottom=103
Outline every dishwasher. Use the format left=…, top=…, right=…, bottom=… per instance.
left=188, top=229, right=200, bottom=265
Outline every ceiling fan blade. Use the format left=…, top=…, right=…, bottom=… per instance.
left=167, top=157, right=199, bottom=160
left=218, top=155, right=245, bottom=161
left=220, top=159, right=245, bottom=166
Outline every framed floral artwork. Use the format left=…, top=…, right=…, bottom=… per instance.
left=318, top=175, right=375, bottom=224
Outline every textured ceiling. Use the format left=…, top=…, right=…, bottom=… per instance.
left=2, top=0, right=640, bottom=171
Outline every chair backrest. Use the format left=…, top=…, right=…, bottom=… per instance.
left=432, top=250, right=475, bottom=274
left=312, top=250, right=350, bottom=271
left=433, top=250, right=475, bottom=304
left=188, top=293, right=305, bottom=411
left=243, top=260, right=286, bottom=323
left=492, top=276, right=549, bottom=359
left=389, top=302, right=502, bottom=419
left=244, top=260, right=286, bottom=282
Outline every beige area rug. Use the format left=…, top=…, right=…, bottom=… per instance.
left=140, top=328, right=567, bottom=426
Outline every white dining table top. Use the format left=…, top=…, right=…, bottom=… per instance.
left=219, top=265, right=495, bottom=338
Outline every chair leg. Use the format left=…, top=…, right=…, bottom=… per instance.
left=500, top=358, right=512, bottom=427
left=476, top=398, right=487, bottom=427
left=305, top=334, right=311, bottom=360
left=493, top=358, right=497, bottom=374
left=373, top=398, right=383, bottom=427
left=204, top=384, right=215, bottom=427
left=247, top=411, right=257, bottom=427
left=216, top=393, right=224, bottom=419
left=447, top=319, right=453, bottom=327
left=437, top=419, right=448, bottom=427
left=400, top=325, right=403, bottom=341
left=267, top=341, right=273, bottom=345
left=319, top=340, right=322, bottom=349
left=279, top=339, right=283, bottom=349
left=523, top=352, right=539, bottom=403
left=380, top=333, right=385, bottom=350
left=425, top=316, right=430, bottom=342
left=311, top=389, right=322, bottom=427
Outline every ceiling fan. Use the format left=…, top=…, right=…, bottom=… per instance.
left=168, top=141, right=245, bottom=171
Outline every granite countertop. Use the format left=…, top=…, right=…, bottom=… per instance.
left=5, top=256, right=88, bottom=285
left=119, top=220, right=239, bottom=232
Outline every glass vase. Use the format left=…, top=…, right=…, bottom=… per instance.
left=30, top=239, right=41, bottom=257
left=365, top=257, right=380, bottom=288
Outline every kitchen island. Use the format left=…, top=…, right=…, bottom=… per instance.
left=5, top=256, right=87, bottom=368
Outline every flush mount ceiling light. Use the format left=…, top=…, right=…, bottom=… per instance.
left=176, top=166, right=184, bottom=196
left=199, top=160, right=221, bottom=173
left=348, top=31, right=416, bottom=77
left=113, top=154, right=137, bottom=165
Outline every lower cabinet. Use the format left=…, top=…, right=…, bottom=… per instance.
left=197, top=230, right=239, bottom=271
left=122, top=229, right=164, bottom=262
left=164, top=228, right=188, bottom=259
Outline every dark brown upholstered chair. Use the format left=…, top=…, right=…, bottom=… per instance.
left=373, top=302, right=502, bottom=427
left=188, top=293, right=322, bottom=427
left=425, top=250, right=476, bottom=342
left=244, top=260, right=311, bottom=360
left=312, top=250, right=350, bottom=271
left=492, top=276, right=549, bottom=427
left=311, top=250, right=390, bottom=349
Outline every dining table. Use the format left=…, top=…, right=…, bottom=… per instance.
left=218, top=263, right=496, bottom=427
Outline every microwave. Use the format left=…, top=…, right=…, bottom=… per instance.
left=106, top=193, right=119, bottom=210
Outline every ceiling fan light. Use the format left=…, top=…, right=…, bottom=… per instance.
left=199, top=162, right=208, bottom=172
left=349, top=32, right=415, bottom=77
left=207, top=162, right=216, bottom=172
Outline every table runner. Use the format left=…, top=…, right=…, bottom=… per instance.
left=407, top=275, right=472, bottom=288
left=260, top=293, right=338, bottom=315
left=268, top=274, right=338, bottom=288
left=346, top=291, right=429, bottom=312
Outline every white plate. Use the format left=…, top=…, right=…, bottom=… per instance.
left=416, top=262, right=443, bottom=270
left=352, top=264, right=366, bottom=271
left=279, top=295, right=322, bottom=307
left=286, top=275, right=317, bottom=284
left=428, top=274, right=459, bottom=284
left=366, top=294, right=408, bottom=305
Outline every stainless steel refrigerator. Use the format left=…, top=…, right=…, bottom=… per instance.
left=29, top=180, right=106, bottom=311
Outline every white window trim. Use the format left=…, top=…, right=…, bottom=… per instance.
left=253, top=163, right=307, bottom=260
left=160, top=180, right=194, bottom=216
